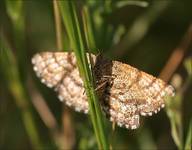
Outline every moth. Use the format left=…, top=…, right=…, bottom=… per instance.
left=32, top=52, right=175, bottom=129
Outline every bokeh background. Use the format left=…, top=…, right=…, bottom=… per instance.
left=0, top=0, right=192, bottom=149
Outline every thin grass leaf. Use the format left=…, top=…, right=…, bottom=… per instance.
left=169, top=111, right=183, bottom=149
left=82, top=6, right=97, bottom=51
left=112, top=25, right=126, bottom=45
left=84, top=2, right=104, bottom=49
left=166, top=94, right=183, bottom=150
left=183, top=58, right=192, bottom=150
left=166, top=57, right=192, bottom=150
left=184, top=120, right=192, bottom=150
left=184, top=58, right=192, bottom=76
left=115, top=1, right=148, bottom=8
left=58, top=1, right=108, bottom=149
left=5, top=0, right=22, bottom=22
left=0, top=37, right=42, bottom=148
left=5, top=0, right=27, bottom=80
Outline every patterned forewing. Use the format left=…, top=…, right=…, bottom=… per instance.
left=32, top=52, right=90, bottom=113
left=93, top=56, right=139, bottom=129
left=95, top=60, right=175, bottom=129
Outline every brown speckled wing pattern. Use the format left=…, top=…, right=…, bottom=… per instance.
left=32, top=52, right=91, bottom=113
left=32, top=52, right=175, bottom=129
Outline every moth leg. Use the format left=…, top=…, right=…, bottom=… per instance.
left=82, top=79, right=106, bottom=95
left=102, top=74, right=117, bottom=79
left=95, top=74, right=116, bottom=92
left=95, top=80, right=108, bottom=92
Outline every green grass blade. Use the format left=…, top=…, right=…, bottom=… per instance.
left=58, top=1, right=108, bottom=149
left=184, top=58, right=192, bottom=76
left=0, top=37, right=42, bottom=148
left=5, top=0, right=27, bottom=80
left=184, top=120, right=192, bottom=150
left=115, top=1, right=148, bottom=8
left=166, top=95, right=183, bottom=150
left=184, top=58, right=192, bottom=150
left=82, top=6, right=97, bottom=51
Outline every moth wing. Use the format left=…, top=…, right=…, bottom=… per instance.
left=135, top=71, right=175, bottom=116
left=96, top=60, right=174, bottom=129
left=101, top=93, right=140, bottom=129
left=32, top=52, right=96, bottom=113
left=32, top=52, right=75, bottom=88
left=111, top=61, right=174, bottom=113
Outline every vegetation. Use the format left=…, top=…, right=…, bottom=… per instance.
left=0, top=1, right=191, bottom=149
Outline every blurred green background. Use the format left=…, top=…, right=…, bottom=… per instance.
left=0, top=0, right=192, bottom=149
